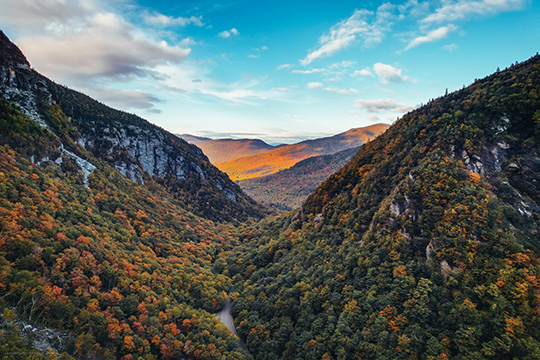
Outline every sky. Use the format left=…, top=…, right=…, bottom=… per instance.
left=1, top=0, right=539, bottom=144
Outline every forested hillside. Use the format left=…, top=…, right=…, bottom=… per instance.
left=0, top=98, right=252, bottom=359
left=0, top=31, right=253, bottom=359
left=224, top=55, right=540, bottom=359
left=238, top=147, right=359, bottom=211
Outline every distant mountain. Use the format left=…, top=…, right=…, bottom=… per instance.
left=238, top=146, right=360, bottom=210
left=0, top=31, right=266, bottom=223
left=179, top=134, right=278, bottom=164
left=227, top=55, right=540, bottom=359
left=217, top=124, right=389, bottom=180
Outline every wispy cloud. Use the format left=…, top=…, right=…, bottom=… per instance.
left=144, top=12, right=204, bottom=27
left=324, top=87, right=358, bottom=95
left=301, top=4, right=395, bottom=65
left=78, top=85, right=162, bottom=112
left=219, top=28, right=239, bottom=38
left=422, top=0, right=528, bottom=23
left=405, top=24, right=458, bottom=50
left=443, top=43, right=458, bottom=51
left=156, top=64, right=287, bottom=105
left=292, top=68, right=325, bottom=74
left=355, top=98, right=414, bottom=113
left=401, top=0, right=527, bottom=51
left=293, top=61, right=356, bottom=76
left=0, top=0, right=276, bottom=112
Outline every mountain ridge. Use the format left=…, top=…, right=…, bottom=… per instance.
left=179, top=134, right=279, bottom=164
left=0, top=31, right=267, bottom=223
left=217, top=123, right=389, bottom=180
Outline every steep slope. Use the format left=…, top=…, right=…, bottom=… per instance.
left=0, top=31, right=266, bottom=223
left=0, top=31, right=253, bottom=359
left=238, top=147, right=360, bottom=211
left=218, top=124, right=389, bottom=180
left=224, top=56, right=540, bottom=359
left=179, top=134, right=279, bottom=164
left=0, top=96, right=251, bottom=359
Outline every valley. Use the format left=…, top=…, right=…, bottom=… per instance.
left=1, top=28, right=540, bottom=360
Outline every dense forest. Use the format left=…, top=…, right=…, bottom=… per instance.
left=238, top=147, right=360, bottom=211
left=1, top=31, right=540, bottom=359
left=224, top=56, right=540, bottom=359
left=0, top=98, right=252, bottom=359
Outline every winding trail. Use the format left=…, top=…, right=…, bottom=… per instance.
left=215, top=299, right=248, bottom=351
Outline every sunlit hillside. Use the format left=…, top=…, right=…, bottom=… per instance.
left=218, top=124, right=389, bottom=180
left=179, top=134, right=280, bottom=164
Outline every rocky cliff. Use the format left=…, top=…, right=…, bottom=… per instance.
left=0, top=30, right=266, bottom=222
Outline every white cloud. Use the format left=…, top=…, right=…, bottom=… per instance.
left=292, top=68, right=325, bottom=74
left=274, top=87, right=289, bottom=92
left=444, top=43, right=459, bottom=51
left=324, top=87, right=358, bottom=95
left=16, top=12, right=190, bottom=82
left=351, top=68, right=374, bottom=77
left=248, top=54, right=260, bottom=58
left=144, top=12, right=204, bottom=27
left=0, top=0, right=91, bottom=34
left=156, top=64, right=287, bottom=105
left=423, top=0, right=527, bottom=23
left=293, top=61, right=357, bottom=75
left=328, top=60, right=357, bottom=69
left=218, top=30, right=231, bottom=38
left=179, top=37, right=197, bottom=47
left=355, top=98, right=414, bottom=113
left=405, top=25, right=458, bottom=50
left=277, top=64, right=291, bottom=70
left=219, top=28, right=239, bottom=38
left=307, top=82, right=324, bottom=89
left=301, top=5, right=395, bottom=65
left=373, top=63, right=410, bottom=84
left=0, top=0, right=196, bottom=113
left=79, top=85, right=161, bottom=112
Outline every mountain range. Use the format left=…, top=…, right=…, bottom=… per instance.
left=178, top=134, right=280, bottom=164
left=180, top=126, right=389, bottom=210
left=213, top=124, right=388, bottom=181
left=1, top=30, right=540, bottom=360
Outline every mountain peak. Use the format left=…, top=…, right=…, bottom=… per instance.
left=0, top=30, right=30, bottom=68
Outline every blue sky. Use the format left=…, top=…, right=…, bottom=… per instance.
left=1, top=0, right=539, bottom=143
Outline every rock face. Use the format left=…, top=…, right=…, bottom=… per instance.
left=0, top=31, right=30, bottom=68
left=0, top=30, right=266, bottom=222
